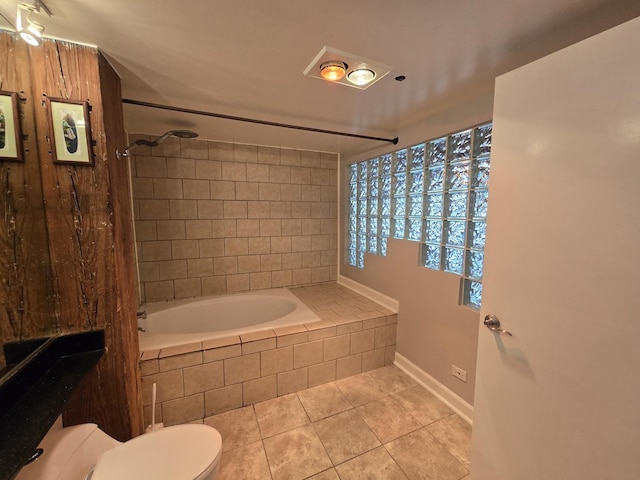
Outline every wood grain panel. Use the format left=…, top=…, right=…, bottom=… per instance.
left=0, top=33, right=55, bottom=365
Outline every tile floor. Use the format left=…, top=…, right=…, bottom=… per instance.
left=203, top=365, right=471, bottom=480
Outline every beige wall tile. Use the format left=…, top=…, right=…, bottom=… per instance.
left=291, top=202, right=311, bottom=218
left=308, top=361, right=337, bottom=388
left=236, top=182, right=259, bottom=200
left=195, top=159, right=222, bottom=180
left=324, top=335, right=350, bottom=361
left=311, top=235, right=332, bottom=251
left=291, top=236, right=311, bottom=252
left=277, top=331, right=309, bottom=348
left=309, top=326, right=337, bottom=341
left=300, top=151, right=321, bottom=168
left=281, top=253, right=302, bottom=270
left=243, top=375, right=277, bottom=405
left=135, top=220, right=157, bottom=241
left=225, top=237, right=249, bottom=256
left=224, top=200, right=248, bottom=218
left=375, top=324, right=398, bottom=348
left=250, top=272, right=272, bottom=291
left=311, top=168, right=331, bottom=186
left=183, top=179, right=210, bottom=199
left=260, top=254, right=282, bottom=271
left=280, top=149, right=301, bottom=166
left=187, top=258, right=213, bottom=277
left=294, top=340, right=324, bottom=369
left=321, top=219, right=337, bottom=234
left=203, top=344, right=242, bottom=362
left=184, top=361, right=224, bottom=395
left=205, top=383, right=243, bottom=416
left=261, top=346, right=293, bottom=376
left=249, top=237, right=271, bottom=254
left=227, top=273, right=250, bottom=292
left=162, top=393, right=204, bottom=426
left=281, top=219, right=302, bottom=236
left=280, top=184, right=301, bottom=201
left=350, top=330, right=375, bottom=354
left=197, top=199, right=224, bottom=219
left=142, top=241, right=172, bottom=261
left=214, top=257, right=238, bottom=275
left=210, top=180, right=236, bottom=200
left=140, top=359, right=159, bottom=376
left=159, top=342, right=202, bottom=358
left=362, top=348, right=386, bottom=372
left=234, top=144, right=257, bottom=163
left=208, top=141, right=234, bottom=161
left=258, top=146, right=280, bottom=165
left=321, top=185, right=338, bottom=202
left=302, top=185, right=322, bottom=202
left=271, top=236, right=292, bottom=253
left=269, top=165, right=291, bottom=183
left=136, top=156, right=168, bottom=177
left=260, top=219, right=282, bottom=237
left=167, top=157, right=196, bottom=178
left=247, top=200, right=271, bottom=218
left=202, top=276, right=227, bottom=296
left=321, top=250, right=337, bottom=266
left=139, top=199, right=171, bottom=220
left=202, top=335, right=241, bottom=349
left=271, top=270, right=292, bottom=287
left=185, top=219, right=212, bottom=239
left=171, top=240, right=199, bottom=259
left=312, top=266, right=331, bottom=283
left=277, top=367, right=308, bottom=396
left=336, top=354, right=362, bottom=379
left=302, top=252, right=322, bottom=268
left=169, top=199, right=198, bottom=219
left=290, top=166, right=310, bottom=184
left=152, top=137, right=180, bottom=158
left=237, top=219, right=260, bottom=237
left=143, top=403, right=163, bottom=427
left=158, top=260, right=188, bottom=280
left=242, top=337, right=276, bottom=355
left=247, top=163, right=270, bottom=182
left=180, top=138, right=208, bottom=159
left=292, top=268, right=312, bottom=285
left=320, top=152, right=338, bottom=169
left=145, top=281, right=174, bottom=301
left=141, top=369, right=184, bottom=405
left=211, top=219, right=237, bottom=238
left=270, top=201, right=291, bottom=218
left=133, top=178, right=154, bottom=198
left=301, top=219, right=322, bottom=235
left=156, top=220, right=186, bottom=240
left=222, top=162, right=247, bottom=181
left=238, top=255, right=261, bottom=273
left=174, top=278, right=202, bottom=298
left=153, top=178, right=183, bottom=199
left=362, top=315, right=386, bottom=330
left=224, top=353, right=260, bottom=384
left=384, top=346, right=396, bottom=366
left=259, top=183, right=281, bottom=201
left=199, top=238, right=225, bottom=257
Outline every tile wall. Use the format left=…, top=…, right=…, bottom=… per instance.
left=130, top=135, right=338, bottom=302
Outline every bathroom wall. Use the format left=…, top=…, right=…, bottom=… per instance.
left=130, top=138, right=338, bottom=302
left=0, top=32, right=143, bottom=441
left=340, top=93, right=494, bottom=406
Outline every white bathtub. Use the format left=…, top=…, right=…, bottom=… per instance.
left=138, top=288, right=319, bottom=351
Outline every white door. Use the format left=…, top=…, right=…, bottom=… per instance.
left=471, top=17, right=640, bottom=480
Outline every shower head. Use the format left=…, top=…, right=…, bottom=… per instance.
left=117, top=130, right=199, bottom=158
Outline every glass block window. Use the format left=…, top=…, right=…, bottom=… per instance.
left=346, top=122, right=491, bottom=309
left=420, top=123, right=492, bottom=309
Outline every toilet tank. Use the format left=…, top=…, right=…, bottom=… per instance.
left=15, top=423, right=120, bottom=480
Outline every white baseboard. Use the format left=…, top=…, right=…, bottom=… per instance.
left=394, top=352, right=474, bottom=425
left=337, top=275, right=399, bottom=312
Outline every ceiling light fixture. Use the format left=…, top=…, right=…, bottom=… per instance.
left=320, top=61, right=348, bottom=81
left=16, top=1, right=51, bottom=47
left=304, top=46, right=392, bottom=90
left=347, top=67, right=376, bottom=86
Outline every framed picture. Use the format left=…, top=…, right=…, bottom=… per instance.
left=0, top=90, right=23, bottom=162
left=47, top=97, right=93, bottom=165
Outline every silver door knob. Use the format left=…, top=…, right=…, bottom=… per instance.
left=484, top=315, right=513, bottom=336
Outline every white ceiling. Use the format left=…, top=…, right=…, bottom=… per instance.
left=1, top=0, right=639, bottom=155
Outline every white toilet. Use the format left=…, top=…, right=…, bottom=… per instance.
left=16, top=422, right=223, bottom=480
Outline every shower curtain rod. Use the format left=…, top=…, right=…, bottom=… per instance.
left=122, top=98, right=399, bottom=145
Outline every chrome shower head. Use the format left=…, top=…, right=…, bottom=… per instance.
left=117, top=130, right=199, bottom=158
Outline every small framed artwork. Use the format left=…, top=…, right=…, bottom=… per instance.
left=47, top=97, right=93, bottom=165
left=0, top=90, right=23, bottom=162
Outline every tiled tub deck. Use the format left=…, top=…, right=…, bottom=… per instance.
left=139, top=283, right=397, bottom=426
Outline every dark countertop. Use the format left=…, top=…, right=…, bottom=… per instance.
left=0, top=331, right=104, bottom=480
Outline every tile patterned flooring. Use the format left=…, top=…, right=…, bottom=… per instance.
left=204, top=365, right=471, bottom=480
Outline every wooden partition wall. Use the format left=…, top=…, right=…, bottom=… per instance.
left=0, top=31, right=143, bottom=441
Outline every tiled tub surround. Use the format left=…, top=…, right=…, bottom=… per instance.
left=139, top=283, right=398, bottom=427
left=130, top=135, right=338, bottom=303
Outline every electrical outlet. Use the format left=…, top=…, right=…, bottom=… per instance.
left=452, top=365, right=467, bottom=383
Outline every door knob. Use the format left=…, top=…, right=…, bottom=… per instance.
left=484, top=315, right=513, bottom=336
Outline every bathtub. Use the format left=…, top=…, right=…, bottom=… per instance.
left=138, top=288, right=319, bottom=351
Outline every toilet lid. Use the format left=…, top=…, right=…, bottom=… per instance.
left=90, top=424, right=222, bottom=480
